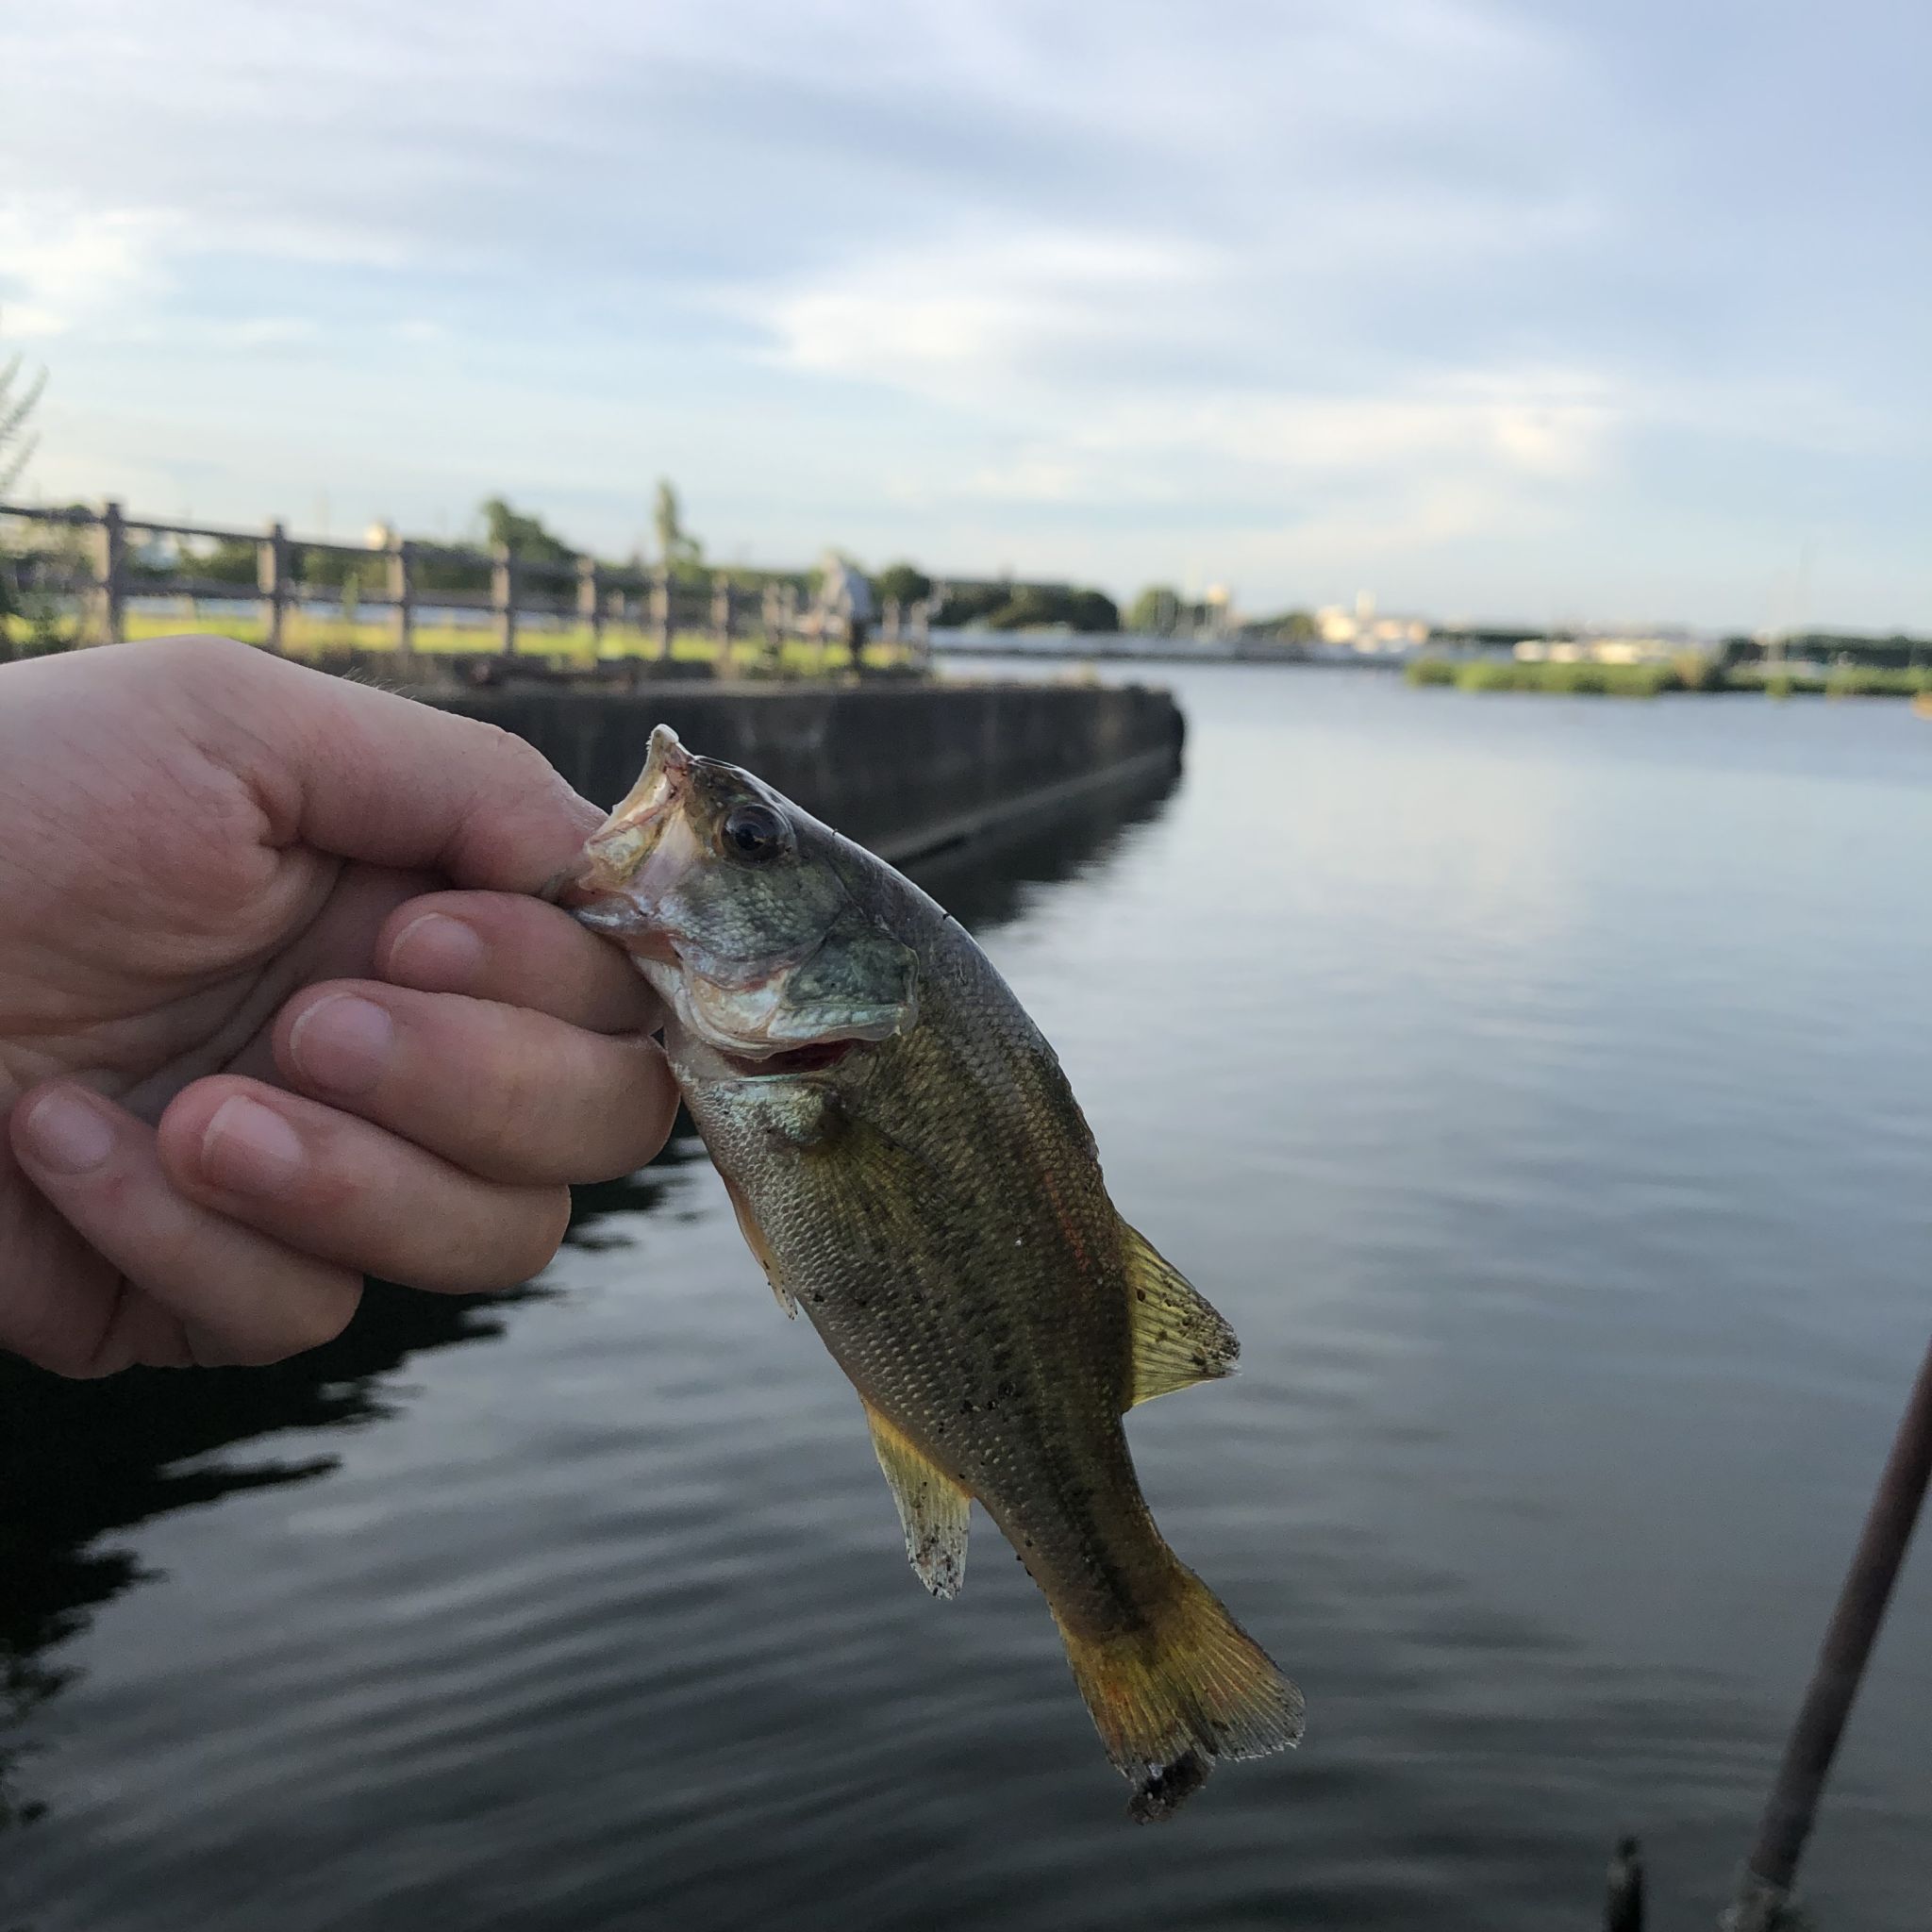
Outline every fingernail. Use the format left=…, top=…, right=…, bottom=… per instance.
left=387, top=913, right=485, bottom=991
left=202, top=1095, right=305, bottom=1195
left=289, top=993, right=394, bottom=1095
left=19, top=1088, right=117, bottom=1174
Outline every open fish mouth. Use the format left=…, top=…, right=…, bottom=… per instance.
left=716, top=1038, right=862, bottom=1078
left=573, top=724, right=694, bottom=941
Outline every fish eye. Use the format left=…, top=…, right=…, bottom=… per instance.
left=721, top=802, right=788, bottom=864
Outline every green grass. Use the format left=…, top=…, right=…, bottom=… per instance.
left=9, top=611, right=916, bottom=679
left=1407, top=656, right=1932, bottom=701
left=1407, top=657, right=1674, bottom=697
left=1823, top=665, right=1932, bottom=697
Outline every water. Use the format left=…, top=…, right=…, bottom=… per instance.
left=4, top=667, right=1929, bottom=1930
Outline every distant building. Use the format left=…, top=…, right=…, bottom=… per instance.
left=1513, top=628, right=1703, bottom=665
left=1314, top=591, right=1428, bottom=652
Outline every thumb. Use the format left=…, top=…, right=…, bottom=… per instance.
left=169, top=637, right=604, bottom=889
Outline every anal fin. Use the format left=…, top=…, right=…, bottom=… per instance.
left=861, top=1399, right=970, bottom=1599
left=1121, top=1223, right=1239, bottom=1407
left=721, top=1169, right=795, bottom=1317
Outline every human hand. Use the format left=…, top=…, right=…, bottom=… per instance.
left=0, top=635, right=675, bottom=1375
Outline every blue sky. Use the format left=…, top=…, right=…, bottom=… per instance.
left=3, top=0, right=1927, bottom=629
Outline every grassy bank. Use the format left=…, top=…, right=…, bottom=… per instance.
left=4, top=610, right=916, bottom=678
left=1406, top=657, right=1932, bottom=700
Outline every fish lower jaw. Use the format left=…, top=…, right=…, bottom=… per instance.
left=716, top=1039, right=860, bottom=1078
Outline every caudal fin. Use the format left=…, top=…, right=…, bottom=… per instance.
left=1056, top=1562, right=1303, bottom=1822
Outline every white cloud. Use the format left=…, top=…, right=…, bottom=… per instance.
left=1082, top=373, right=1621, bottom=481
left=757, top=230, right=1221, bottom=391
left=0, top=203, right=175, bottom=336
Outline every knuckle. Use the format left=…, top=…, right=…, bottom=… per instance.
left=501, top=1188, right=572, bottom=1285
left=487, top=722, right=566, bottom=791
left=478, top=1046, right=546, bottom=1173
left=214, top=1281, right=357, bottom=1367
left=146, top=631, right=260, bottom=691
left=288, top=1280, right=359, bottom=1357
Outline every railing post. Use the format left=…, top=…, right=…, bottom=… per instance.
left=491, top=541, right=518, bottom=660
left=652, top=568, right=673, bottom=661
left=780, top=585, right=796, bottom=663
left=576, top=554, right=604, bottom=661
left=89, top=499, right=126, bottom=644
left=257, top=518, right=288, bottom=654
left=387, top=536, right=414, bottom=664
left=711, top=576, right=733, bottom=675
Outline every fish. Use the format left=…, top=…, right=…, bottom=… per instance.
left=570, top=724, right=1303, bottom=1818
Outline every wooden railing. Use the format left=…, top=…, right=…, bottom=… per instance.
left=0, top=499, right=930, bottom=672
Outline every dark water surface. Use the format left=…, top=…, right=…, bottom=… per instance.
left=4, top=667, right=1928, bottom=1930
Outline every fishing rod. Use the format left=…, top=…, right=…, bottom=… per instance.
left=1602, top=1331, right=1932, bottom=1929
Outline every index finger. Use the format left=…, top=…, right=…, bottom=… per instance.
left=376, top=890, right=662, bottom=1035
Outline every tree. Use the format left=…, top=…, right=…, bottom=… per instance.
left=1063, top=588, right=1120, bottom=633
left=985, top=584, right=1119, bottom=634
left=930, top=581, right=1010, bottom=627
left=479, top=496, right=575, bottom=569
left=651, top=479, right=706, bottom=581
left=1, top=312, right=45, bottom=497
left=874, top=561, right=932, bottom=608
left=1126, top=585, right=1180, bottom=635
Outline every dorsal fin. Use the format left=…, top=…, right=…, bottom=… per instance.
left=720, top=1169, right=796, bottom=1318
left=861, top=1399, right=970, bottom=1599
left=1121, top=1224, right=1239, bottom=1407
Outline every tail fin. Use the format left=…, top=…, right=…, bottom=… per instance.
left=1056, top=1562, right=1303, bottom=1822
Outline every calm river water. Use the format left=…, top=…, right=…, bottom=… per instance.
left=3, top=666, right=1928, bottom=1931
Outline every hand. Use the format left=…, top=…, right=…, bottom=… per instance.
left=0, top=635, right=675, bottom=1375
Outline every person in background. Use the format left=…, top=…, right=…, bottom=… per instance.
left=0, top=635, right=676, bottom=1376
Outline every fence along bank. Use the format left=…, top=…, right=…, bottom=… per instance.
left=0, top=499, right=931, bottom=668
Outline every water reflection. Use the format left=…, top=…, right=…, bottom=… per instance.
left=0, top=759, right=1180, bottom=1860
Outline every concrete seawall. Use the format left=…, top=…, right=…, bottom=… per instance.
left=425, top=679, right=1185, bottom=863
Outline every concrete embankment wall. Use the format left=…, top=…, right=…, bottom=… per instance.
left=425, top=679, right=1185, bottom=862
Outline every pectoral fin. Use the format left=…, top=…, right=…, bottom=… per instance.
left=1121, top=1224, right=1239, bottom=1407
left=721, top=1170, right=795, bottom=1318
left=862, top=1399, right=970, bottom=1599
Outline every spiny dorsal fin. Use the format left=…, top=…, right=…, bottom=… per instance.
left=861, top=1399, right=970, bottom=1599
left=1121, top=1224, right=1239, bottom=1407
left=721, top=1169, right=796, bottom=1318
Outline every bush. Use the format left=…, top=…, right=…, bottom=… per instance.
left=1404, top=657, right=1457, bottom=686
left=1446, top=658, right=1671, bottom=697
left=1824, top=666, right=1931, bottom=698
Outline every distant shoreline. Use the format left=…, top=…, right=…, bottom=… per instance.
left=1405, top=656, right=1932, bottom=700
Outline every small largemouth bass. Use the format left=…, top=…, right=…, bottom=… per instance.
left=571, top=726, right=1302, bottom=1817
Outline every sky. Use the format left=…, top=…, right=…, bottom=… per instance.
left=2, top=0, right=1928, bottom=631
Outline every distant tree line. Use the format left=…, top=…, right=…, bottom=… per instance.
left=1721, top=630, right=1932, bottom=671
left=930, top=579, right=1120, bottom=633
left=1124, top=584, right=1319, bottom=639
